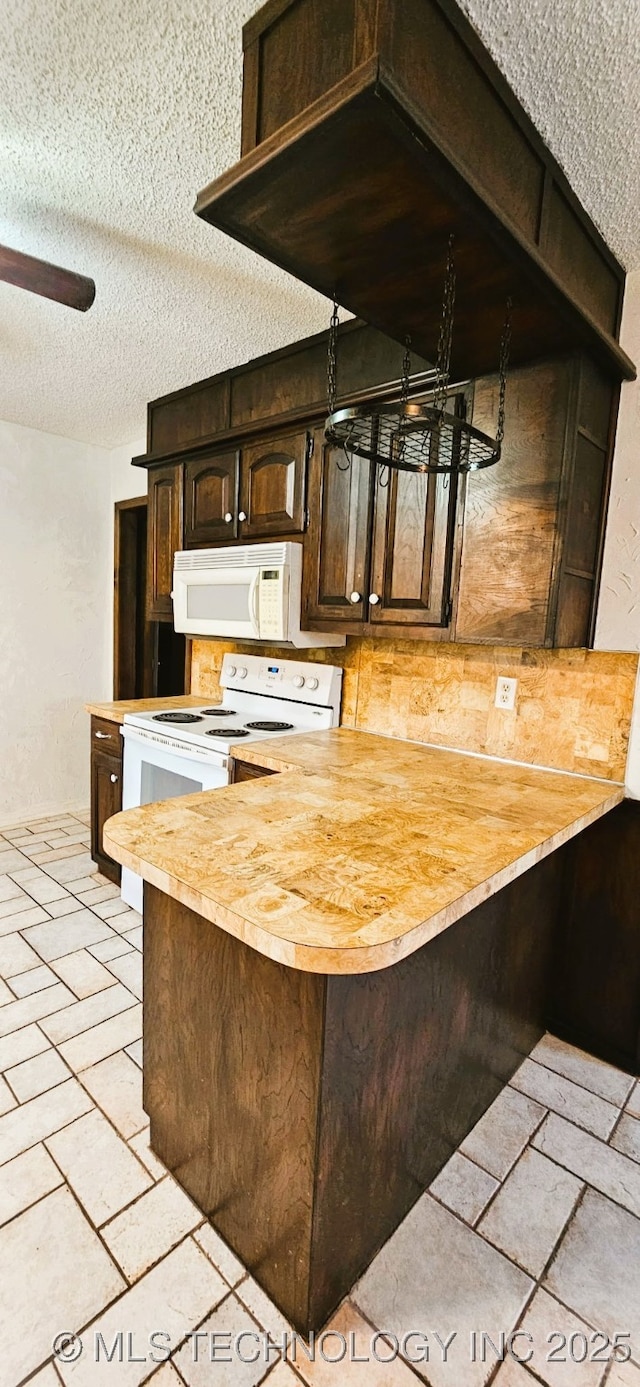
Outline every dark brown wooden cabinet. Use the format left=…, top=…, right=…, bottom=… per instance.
left=305, top=441, right=372, bottom=626
left=90, top=718, right=123, bottom=884
left=239, top=428, right=309, bottom=537
left=184, top=450, right=240, bottom=545
left=147, top=464, right=183, bottom=620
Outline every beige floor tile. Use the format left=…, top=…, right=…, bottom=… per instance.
left=353, top=1194, right=533, bottom=1387
left=0, top=930, right=42, bottom=977
left=120, top=926, right=143, bottom=951
left=59, top=1004, right=142, bottom=1072
left=608, top=1363, right=640, bottom=1387
left=5, top=1047, right=72, bottom=1102
left=24, top=875, right=72, bottom=905
left=22, top=1362, right=62, bottom=1385
left=75, top=884, right=121, bottom=906
left=531, top=1037, right=634, bottom=1108
left=611, top=1114, right=640, bottom=1163
left=45, top=851, right=99, bottom=884
left=89, top=935, right=135, bottom=963
left=510, top=1060, right=619, bottom=1140
left=0, top=847, right=32, bottom=873
left=22, top=911, right=114, bottom=961
left=0, top=1074, right=17, bottom=1114
left=28, top=843, right=86, bottom=864
left=9, top=963, right=59, bottom=997
left=0, top=1143, right=63, bottom=1225
left=46, top=896, right=85, bottom=918
left=80, top=1050, right=147, bottom=1138
left=460, top=1086, right=546, bottom=1180
left=544, top=1189, right=640, bottom=1361
left=106, top=951, right=143, bottom=999
left=478, top=1147, right=582, bottom=1276
left=0, top=1077, right=93, bottom=1164
left=0, top=903, right=51, bottom=936
left=102, top=1176, right=201, bottom=1280
left=0, top=1022, right=51, bottom=1073
left=626, top=1083, right=640, bottom=1120
left=430, top=1151, right=499, bottom=1225
left=492, top=1360, right=544, bottom=1386
left=0, top=1185, right=125, bottom=1384
left=128, top=1128, right=166, bottom=1180
left=519, top=1287, right=607, bottom=1387
left=237, top=1275, right=292, bottom=1341
left=65, top=875, right=107, bottom=894
left=40, top=981, right=136, bottom=1045
left=109, top=909, right=147, bottom=936
left=194, top=1222, right=246, bottom=1288
left=0, top=982, right=76, bottom=1038
left=51, top=948, right=118, bottom=998
left=58, top=1237, right=227, bottom=1387
left=0, top=891, right=33, bottom=920
left=149, top=1367, right=185, bottom=1386
left=533, top=1114, right=640, bottom=1218
left=125, top=1039, right=143, bottom=1068
left=175, top=1291, right=271, bottom=1387
left=93, top=896, right=135, bottom=920
left=0, top=874, right=26, bottom=901
left=46, top=1107, right=152, bottom=1225
left=290, top=1300, right=422, bottom=1386
left=0, top=976, right=14, bottom=1005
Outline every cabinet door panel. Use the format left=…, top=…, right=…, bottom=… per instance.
left=239, top=429, right=308, bottom=536
left=369, top=465, right=455, bottom=626
left=147, top=464, right=183, bottom=620
left=305, top=440, right=372, bottom=624
left=185, top=451, right=239, bottom=545
left=90, top=750, right=123, bottom=884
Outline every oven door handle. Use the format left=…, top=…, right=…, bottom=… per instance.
left=249, top=571, right=261, bottom=637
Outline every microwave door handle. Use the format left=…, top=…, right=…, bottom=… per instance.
left=249, top=571, right=261, bottom=636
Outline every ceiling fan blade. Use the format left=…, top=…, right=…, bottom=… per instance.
left=0, top=243, right=95, bottom=311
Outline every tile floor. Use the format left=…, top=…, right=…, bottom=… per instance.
left=0, top=812, right=639, bottom=1387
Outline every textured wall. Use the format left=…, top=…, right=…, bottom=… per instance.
left=190, top=638, right=637, bottom=783
left=0, top=419, right=112, bottom=823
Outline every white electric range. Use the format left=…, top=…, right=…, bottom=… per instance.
left=120, top=653, right=343, bottom=910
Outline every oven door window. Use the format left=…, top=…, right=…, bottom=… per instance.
left=140, top=761, right=203, bottom=804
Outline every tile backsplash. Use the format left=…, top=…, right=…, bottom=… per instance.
left=190, top=638, right=638, bottom=782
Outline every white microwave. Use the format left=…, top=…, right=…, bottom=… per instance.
left=172, top=541, right=345, bottom=648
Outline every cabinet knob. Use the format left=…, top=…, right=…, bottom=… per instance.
left=110, top=773, right=119, bottom=784
left=224, top=512, right=233, bottom=523
left=349, top=591, right=361, bottom=604
left=238, top=511, right=247, bottom=522
left=368, top=593, right=380, bottom=605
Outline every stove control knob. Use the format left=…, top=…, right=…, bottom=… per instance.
left=368, top=592, right=380, bottom=605
left=237, top=666, right=248, bottom=679
left=306, top=677, right=319, bottom=690
left=293, top=675, right=305, bottom=688
left=227, top=665, right=237, bottom=678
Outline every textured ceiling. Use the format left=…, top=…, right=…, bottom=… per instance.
left=1, top=0, right=639, bottom=447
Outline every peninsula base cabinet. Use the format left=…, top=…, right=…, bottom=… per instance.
left=90, top=718, right=123, bottom=885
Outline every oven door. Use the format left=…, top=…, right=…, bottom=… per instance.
left=172, top=564, right=261, bottom=639
left=120, top=726, right=230, bottom=911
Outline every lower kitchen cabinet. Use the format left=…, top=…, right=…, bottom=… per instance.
left=90, top=719, right=123, bottom=884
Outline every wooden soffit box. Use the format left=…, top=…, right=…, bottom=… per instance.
left=195, top=0, right=635, bottom=384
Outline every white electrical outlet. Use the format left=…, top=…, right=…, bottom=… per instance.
left=495, top=675, right=518, bottom=711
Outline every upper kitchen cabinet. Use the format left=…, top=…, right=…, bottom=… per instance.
left=184, top=450, right=240, bottom=544
left=239, top=428, right=309, bottom=536
left=147, top=463, right=184, bottom=620
left=195, top=0, right=635, bottom=385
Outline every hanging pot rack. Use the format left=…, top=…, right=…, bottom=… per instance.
left=324, top=237, right=512, bottom=477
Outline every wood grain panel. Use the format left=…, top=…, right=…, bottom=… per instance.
left=256, top=0, right=357, bottom=146
left=143, top=883, right=325, bottom=1330
left=542, top=185, right=621, bottom=336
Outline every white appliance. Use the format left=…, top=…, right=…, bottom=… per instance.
left=120, top=653, right=343, bottom=911
left=171, top=541, right=345, bottom=647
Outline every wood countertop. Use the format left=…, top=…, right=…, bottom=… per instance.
left=86, top=695, right=209, bottom=725
left=103, top=728, right=624, bottom=975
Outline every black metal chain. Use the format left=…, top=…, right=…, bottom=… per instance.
left=495, top=297, right=513, bottom=449
left=401, top=335, right=412, bottom=406
left=434, top=234, right=456, bottom=420
left=327, top=297, right=340, bottom=415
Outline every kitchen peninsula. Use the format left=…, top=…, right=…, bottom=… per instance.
left=104, top=728, right=625, bottom=1334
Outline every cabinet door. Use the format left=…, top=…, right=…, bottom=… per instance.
left=239, top=429, right=309, bottom=536
left=184, top=451, right=240, bottom=545
left=368, top=465, right=456, bottom=628
left=305, top=439, right=372, bottom=625
left=90, top=749, right=123, bottom=884
left=147, top=464, right=184, bottom=621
